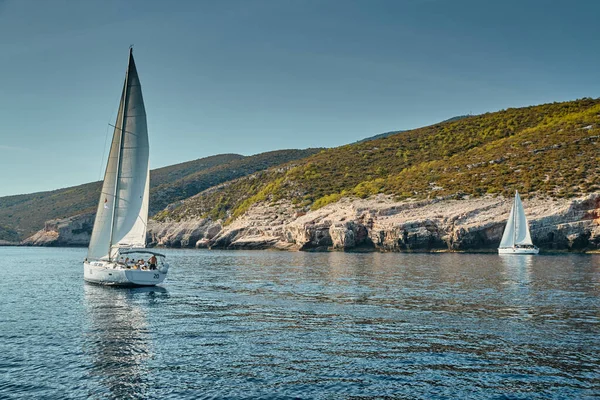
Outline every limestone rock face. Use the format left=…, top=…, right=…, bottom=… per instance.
left=533, top=195, right=600, bottom=250
left=208, top=194, right=600, bottom=253
left=329, top=222, right=371, bottom=250
left=21, top=193, right=600, bottom=253
left=21, top=213, right=94, bottom=246
left=208, top=201, right=299, bottom=250
left=147, top=219, right=221, bottom=248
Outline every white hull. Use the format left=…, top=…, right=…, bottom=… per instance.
left=84, top=261, right=167, bottom=286
left=498, top=247, right=539, bottom=255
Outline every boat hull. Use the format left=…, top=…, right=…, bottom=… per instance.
left=498, top=247, right=539, bottom=255
left=83, top=261, right=167, bottom=286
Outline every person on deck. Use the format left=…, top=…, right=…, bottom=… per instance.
left=148, top=255, right=157, bottom=270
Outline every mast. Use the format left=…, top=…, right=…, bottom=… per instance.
left=513, top=191, right=518, bottom=248
left=108, top=48, right=132, bottom=261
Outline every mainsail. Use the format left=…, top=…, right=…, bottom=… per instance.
left=499, top=191, right=533, bottom=248
left=88, top=49, right=150, bottom=261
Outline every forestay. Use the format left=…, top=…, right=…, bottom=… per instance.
left=87, top=50, right=150, bottom=261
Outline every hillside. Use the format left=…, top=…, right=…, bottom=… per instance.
left=354, top=130, right=404, bottom=144
left=0, top=225, right=19, bottom=243
left=158, top=98, right=600, bottom=224
left=0, top=149, right=319, bottom=241
left=354, top=115, right=470, bottom=144
left=149, top=149, right=320, bottom=214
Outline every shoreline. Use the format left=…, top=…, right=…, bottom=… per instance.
left=16, top=193, right=600, bottom=254
left=6, top=242, right=599, bottom=255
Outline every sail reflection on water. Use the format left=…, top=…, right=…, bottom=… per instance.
left=82, top=284, right=166, bottom=399
left=499, top=254, right=534, bottom=319
left=500, top=254, right=533, bottom=285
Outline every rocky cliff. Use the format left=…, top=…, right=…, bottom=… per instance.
left=21, top=213, right=95, bottom=247
left=25, top=193, right=599, bottom=252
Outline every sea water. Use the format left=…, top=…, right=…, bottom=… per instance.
left=0, top=247, right=598, bottom=399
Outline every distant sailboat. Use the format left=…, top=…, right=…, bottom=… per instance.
left=83, top=48, right=169, bottom=285
left=498, top=191, right=539, bottom=255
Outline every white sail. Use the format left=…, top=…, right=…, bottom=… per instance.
left=499, top=199, right=516, bottom=248
left=88, top=50, right=149, bottom=261
left=514, top=191, right=533, bottom=246
left=499, top=191, right=533, bottom=249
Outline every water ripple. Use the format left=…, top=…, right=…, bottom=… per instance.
left=0, top=248, right=599, bottom=399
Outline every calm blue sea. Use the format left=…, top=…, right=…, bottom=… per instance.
left=0, top=247, right=598, bottom=399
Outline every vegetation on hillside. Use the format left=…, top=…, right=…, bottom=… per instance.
left=159, top=98, right=600, bottom=224
left=0, top=225, right=19, bottom=242
left=149, top=149, right=321, bottom=214
left=0, top=150, right=319, bottom=240
left=354, top=115, right=469, bottom=144
left=150, top=154, right=243, bottom=187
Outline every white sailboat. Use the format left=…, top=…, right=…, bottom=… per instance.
left=84, top=48, right=169, bottom=286
left=498, top=191, right=539, bottom=255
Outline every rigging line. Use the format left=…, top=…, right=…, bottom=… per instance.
left=136, top=214, right=148, bottom=229
left=108, top=123, right=143, bottom=138
left=98, top=123, right=111, bottom=181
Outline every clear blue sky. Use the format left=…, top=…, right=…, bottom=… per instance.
left=0, top=0, right=598, bottom=196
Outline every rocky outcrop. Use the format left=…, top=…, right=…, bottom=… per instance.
left=147, top=219, right=221, bottom=248
left=21, top=212, right=95, bottom=246
left=208, top=201, right=299, bottom=249
left=22, top=193, right=600, bottom=252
